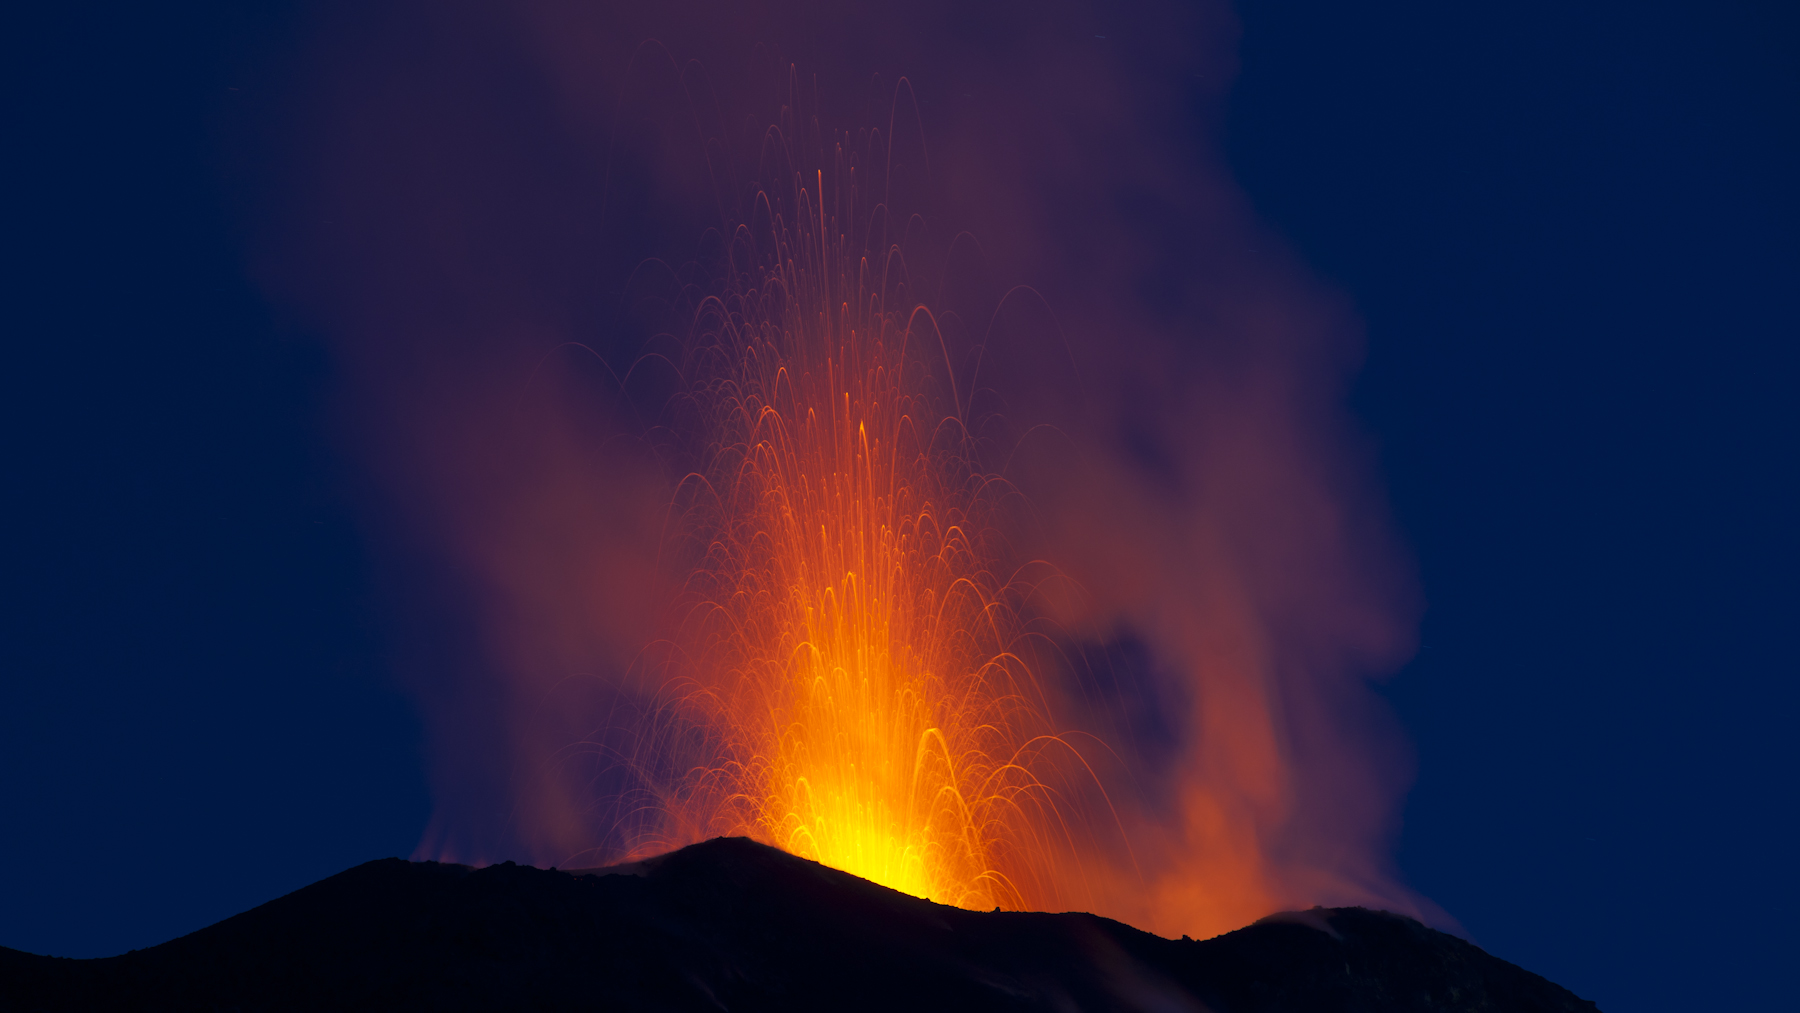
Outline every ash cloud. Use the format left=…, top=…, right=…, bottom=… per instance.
left=252, top=0, right=1441, bottom=936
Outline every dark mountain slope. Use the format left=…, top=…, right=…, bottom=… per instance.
left=0, top=836, right=1597, bottom=1011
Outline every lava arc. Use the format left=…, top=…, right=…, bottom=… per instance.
left=648, top=157, right=1103, bottom=911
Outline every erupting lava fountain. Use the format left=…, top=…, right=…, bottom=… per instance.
left=642, top=156, right=1111, bottom=911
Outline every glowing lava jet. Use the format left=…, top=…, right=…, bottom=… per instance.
left=654, top=158, right=1101, bottom=911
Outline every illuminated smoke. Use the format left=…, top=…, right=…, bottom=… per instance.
left=253, top=0, right=1443, bottom=938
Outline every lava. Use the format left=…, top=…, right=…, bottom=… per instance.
left=646, top=157, right=1102, bottom=909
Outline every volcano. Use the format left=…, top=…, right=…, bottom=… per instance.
left=2, top=837, right=1594, bottom=1011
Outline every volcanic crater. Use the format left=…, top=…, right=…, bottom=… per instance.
left=1, top=836, right=1599, bottom=1011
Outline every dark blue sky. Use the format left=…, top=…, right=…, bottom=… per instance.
left=1223, top=3, right=1797, bottom=1008
left=4, top=3, right=1794, bottom=1010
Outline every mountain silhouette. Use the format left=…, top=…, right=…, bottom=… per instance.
left=1, top=836, right=1598, bottom=1011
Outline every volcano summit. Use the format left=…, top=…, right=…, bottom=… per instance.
left=2, top=836, right=1597, bottom=1011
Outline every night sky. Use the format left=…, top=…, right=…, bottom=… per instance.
left=5, top=3, right=1794, bottom=1012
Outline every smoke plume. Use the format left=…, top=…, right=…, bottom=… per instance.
left=253, top=0, right=1438, bottom=938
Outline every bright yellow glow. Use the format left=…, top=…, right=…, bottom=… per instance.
left=661, top=165, right=1088, bottom=909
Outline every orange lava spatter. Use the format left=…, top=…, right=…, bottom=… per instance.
left=655, top=160, right=1095, bottom=911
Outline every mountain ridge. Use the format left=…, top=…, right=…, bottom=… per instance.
left=0, top=836, right=1599, bottom=1011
